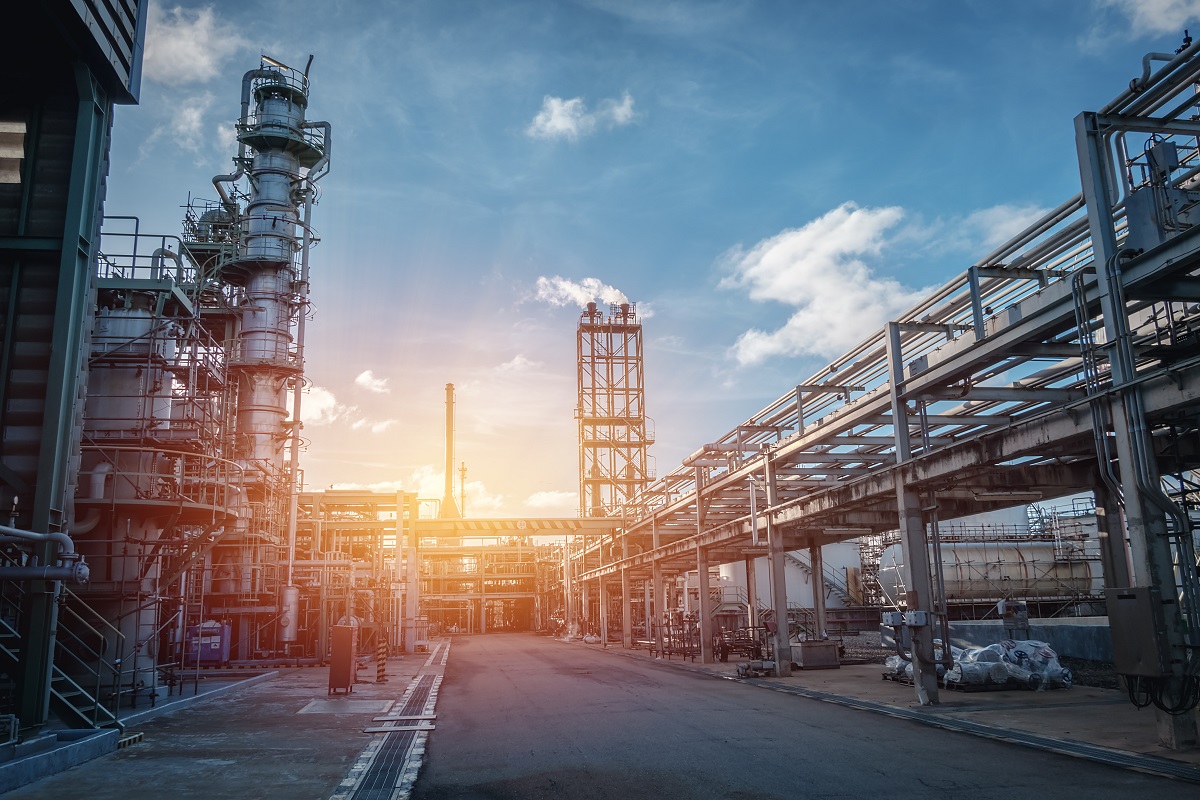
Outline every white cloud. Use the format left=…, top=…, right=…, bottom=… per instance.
left=350, top=417, right=396, bottom=433
left=296, top=384, right=394, bottom=433
left=960, top=204, right=1049, bottom=252
left=526, top=91, right=637, bottom=141
left=138, top=93, right=217, bottom=159
left=720, top=202, right=927, bottom=364
left=497, top=355, right=543, bottom=372
left=215, top=123, right=238, bottom=153
left=535, top=275, right=629, bottom=308
left=144, top=5, right=250, bottom=86
left=355, top=369, right=391, bottom=394
left=302, top=385, right=351, bottom=426
left=324, top=472, right=504, bottom=515
left=601, top=91, right=636, bottom=125
left=525, top=490, right=579, bottom=516
left=464, top=481, right=506, bottom=515
left=1095, top=0, right=1200, bottom=36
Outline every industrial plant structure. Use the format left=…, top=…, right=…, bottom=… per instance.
left=7, top=3, right=1200, bottom=778
left=561, top=42, right=1200, bottom=752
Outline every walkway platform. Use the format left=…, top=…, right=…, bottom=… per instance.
left=574, top=637, right=1200, bottom=783
left=2, top=642, right=450, bottom=799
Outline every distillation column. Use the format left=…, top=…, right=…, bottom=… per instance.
left=209, top=57, right=330, bottom=657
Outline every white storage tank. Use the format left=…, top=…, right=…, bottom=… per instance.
left=878, top=541, right=1095, bottom=606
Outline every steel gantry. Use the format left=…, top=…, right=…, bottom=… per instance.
left=576, top=42, right=1200, bottom=750
left=577, top=301, right=655, bottom=517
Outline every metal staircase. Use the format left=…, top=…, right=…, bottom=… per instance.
left=0, top=566, right=123, bottom=730
left=784, top=552, right=854, bottom=606
left=757, top=605, right=817, bottom=639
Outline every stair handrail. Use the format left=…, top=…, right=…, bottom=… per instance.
left=58, top=587, right=126, bottom=724
left=785, top=551, right=853, bottom=603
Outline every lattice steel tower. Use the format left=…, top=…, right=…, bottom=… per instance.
left=576, top=302, right=654, bottom=516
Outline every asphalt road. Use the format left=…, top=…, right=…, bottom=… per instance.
left=415, top=633, right=1188, bottom=800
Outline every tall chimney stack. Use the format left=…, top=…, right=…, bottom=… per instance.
left=439, top=383, right=461, bottom=519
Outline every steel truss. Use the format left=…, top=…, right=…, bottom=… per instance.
left=578, top=42, right=1200, bottom=747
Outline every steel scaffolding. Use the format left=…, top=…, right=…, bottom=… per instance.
left=576, top=301, right=655, bottom=517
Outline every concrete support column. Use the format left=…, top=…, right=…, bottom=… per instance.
left=582, top=581, right=590, bottom=635
left=887, top=321, right=939, bottom=705
left=643, top=578, right=651, bottom=648
left=599, top=579, right=609, bottom=647
left=563, top=539, right=574, bottom=637
left=653, top=561, right=664, bottom=655
left=621, top=568, right=632, bottom=649
left=403, top=495, right=419, bottom=654
left=1094, top=483, right=1131, bottom=590
left=697, top=543, right=713, bottom=663
left=765, top=456, right=791, bottom=676
left=810, top=539, right=827, bottom=638
left=745, top=556, right=758, bottom=628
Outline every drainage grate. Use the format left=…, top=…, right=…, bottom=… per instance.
left=348, top=674, right=436, bottom=800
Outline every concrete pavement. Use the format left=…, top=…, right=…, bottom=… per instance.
left=4, top=632, right=1199, bottom=799
left=414, top=634, right=1198, bottom=798
left=577, top=635, right=1200, bottom=781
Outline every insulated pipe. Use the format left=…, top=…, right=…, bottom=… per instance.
left=305, top=122, right=332, bottom=183
left=1103, top=40, right=1200, bottom=114
left=212, top=68, right=278, bottom=212
left=87, top=462, right=113, bottom=498
left=69, top=462, right=113, bottom=535
left=0, top=524, right=75, bottom=557
left=0, top=563, right=89, bottom=584
left=1131, top=52, right=1180, bottom=93
left=150, top=248, right=182, bottom=281
left=285, top=187, right=316, bottom=586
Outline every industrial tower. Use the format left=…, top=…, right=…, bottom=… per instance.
left=576, top=302, right=654, bottom=517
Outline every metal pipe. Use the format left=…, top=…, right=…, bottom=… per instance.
left=69, top=462, right=112, bottom=535
left=0, top=563, right=89, bottom=584
left=212, top=68, right=277, bottom=212
left=1103, top=41, right=1200, bottom=114
left=305, top=121, right=332, bottom=183
left=0, top=523, right=75, bottom=556
left=285, top=186, right=316, bottom=586
left=150, top=248, right=182, bottom=281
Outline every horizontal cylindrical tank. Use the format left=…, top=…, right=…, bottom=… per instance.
left=878, top=541, right=1095, bottom=605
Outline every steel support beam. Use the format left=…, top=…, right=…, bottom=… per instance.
left=697, top=542, right=713, bottom=663
left=20, top=64, right=113, bottom=731
left=810, top=538, right=827, bottom=638
left=404, top=494, right=419, bottom=654
left=887, top=321, right=940, bottom=705
left=621, top=567, right=632, bottom=649
left=652, top=560, right=664, bottom=655
left=765, top=456, right=790, bottom=676
left=599, top=579, right=608, bottom=648
left=1076, top=109, right=1197, bottom=749
left=745, top=555, right=758, bottom=629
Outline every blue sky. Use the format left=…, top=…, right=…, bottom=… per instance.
left=105, top=0, right=1200, bottom=515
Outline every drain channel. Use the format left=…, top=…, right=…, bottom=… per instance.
left=347, top=675, right=434, bottom=800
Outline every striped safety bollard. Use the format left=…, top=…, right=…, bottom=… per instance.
left=376, top=639, right=388, bottom=683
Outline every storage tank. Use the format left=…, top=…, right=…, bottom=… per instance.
left=279, top=584, right=301, bottom=643
left=878, top=541, right=1095, bottom=606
